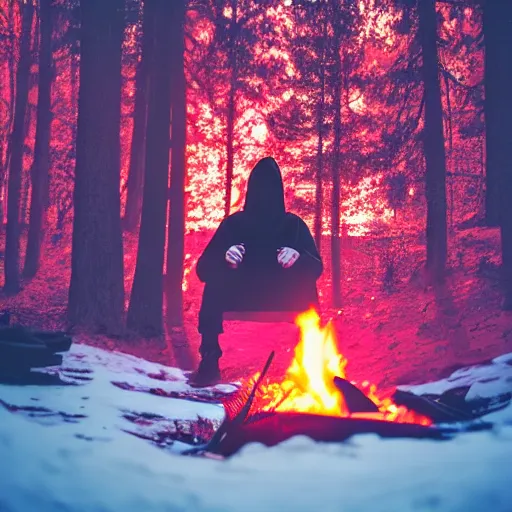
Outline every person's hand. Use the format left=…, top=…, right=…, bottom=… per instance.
left=277, top=247, right=300, bottom=268
left=226, top=244, right=245, bottom=269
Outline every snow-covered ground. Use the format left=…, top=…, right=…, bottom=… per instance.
left=0, top=343, right=511, bottom=512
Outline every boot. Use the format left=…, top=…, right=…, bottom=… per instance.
left=188, top=352, right=221, bottom=388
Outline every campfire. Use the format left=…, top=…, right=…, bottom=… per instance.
left=182, top=309, right=502, bottom=458
left=252, top=309, right=432, bottom=426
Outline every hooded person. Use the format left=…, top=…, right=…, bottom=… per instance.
left=189, top=157, right=323, bottom=386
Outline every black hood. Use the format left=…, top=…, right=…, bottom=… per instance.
left=243, top=157, right=286, bottom=219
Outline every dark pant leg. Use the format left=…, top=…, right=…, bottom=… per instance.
left=198, top=282, right=225, bottom=335
left=199, top=334, right=222, bottom=358
left=198, top=282, right=224, bottom=357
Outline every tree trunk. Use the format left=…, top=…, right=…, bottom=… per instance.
left=484, top=1, right=512, bottom=309
left=69, top=39, right=78, bottom=214
left=123, top=0, right=152, bottom=232
left=4, top=0, right=34, bottom=294
left=502, top=155, right=512, bottom=309
left=0, top=0, right=17, bottom=225
left=20, top=162, right=30, bottom=226
left=483, top=0, right=501, bottom=227
left=127, top=0, right=173, bottom=336
left=444, top=73, right=454, bottom=229
left=166, top=0, right=187, bottom=327
left=19, top=95, right=34, bottom=227
left=418, top=0, right=447, bottom=285
left=224, top=0, right=238, bottom=219
left=314, top=17, right=327, bottom=252
left=24, top=0, right=53, bottom=278
left=68, top=0, right=125, bottom=333
left=330, top=9, right=342, bottom=308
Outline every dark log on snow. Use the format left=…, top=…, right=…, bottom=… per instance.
left=208, top=412, right=448, bottom=457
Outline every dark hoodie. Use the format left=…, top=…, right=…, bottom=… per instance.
left=244, top=157, right=285, bottom=225
left=196, top=157, right=322, bottom=313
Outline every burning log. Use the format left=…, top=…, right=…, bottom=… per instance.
left=183, top=365, right=448, bottom=458
left=181, top=309, right=499, bottom=458
left=209, top=412, right=448, bottom=458
left=332, top=377, right=380, bottom=413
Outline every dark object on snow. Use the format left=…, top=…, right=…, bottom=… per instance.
left=0, top=324, right=73, bottom=374
left=29, top=329, right=73, bottom=353
left=393, top=386, right=511, bottom=424
left=210, top=412, right=448, bottom=457
left=333, top=377, right=380, bottom=413
left=196, top=157, right=322, bottom=357
left=0, top=369, right=72, bottom=385
left=393, top=389, right=474, bottom=423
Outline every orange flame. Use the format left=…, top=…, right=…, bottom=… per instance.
left=257, top=309, right=431, bottom=426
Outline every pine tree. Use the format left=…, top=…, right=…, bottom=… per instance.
left=482, top=0, right=512, bottom=309
left=483, top=0, right=501, bottom=227
left=166, top=0, right=188, bottom=327
left=127, top=0, right=173, bottom=336
left=418, top=0, right=447, bottom=285
left=123, top=0, right=152, bottom=232
left=330, top=0, right=343, bottom=308
left=68, top=0, right=125, bottom=333
left=0, top=0, right=18, bottom=225
left=24, top=0, right=53, bottom=278
left=314, top=14, right=328, bottom=252
left=4, top=0, right=34, bottom=294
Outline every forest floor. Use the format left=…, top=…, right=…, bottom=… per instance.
left=0, top=225, right=510, bottom=390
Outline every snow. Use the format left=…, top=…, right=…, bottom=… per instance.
left=0, top=344, right=512, bottom=512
